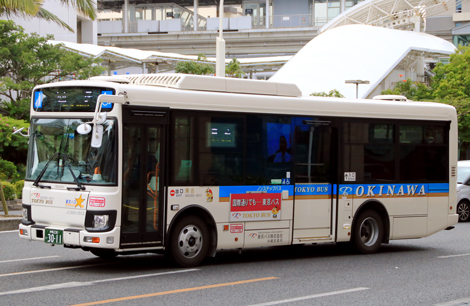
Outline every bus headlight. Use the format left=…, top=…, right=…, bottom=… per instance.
left=22, top=208, right=28, bottom=221
left=21, top=205, right=34, bottom=225
left=85, top=210, right=116, bottom=232
left=94, top=215, right=109, bottom=230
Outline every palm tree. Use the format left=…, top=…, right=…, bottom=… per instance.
left=0, top=0, right=97, bottom=32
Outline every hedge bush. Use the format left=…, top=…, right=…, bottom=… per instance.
left=1, top=181, right=15, bottom=200
left=14, top=180, right=24, bottom=199
left=0, top=159, right=19, bottom=181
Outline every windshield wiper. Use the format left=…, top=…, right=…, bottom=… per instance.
left=33, top=152, right=85, bottom=191
left=62, top=154, right=85, bottom=191
left=33, top=152, right=59, bottom=188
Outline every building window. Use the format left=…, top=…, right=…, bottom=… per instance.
left=453, top=34, right=470, bottom=47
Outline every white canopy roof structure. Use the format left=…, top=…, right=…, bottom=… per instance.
left=268, top=24, right=456, bottom=99
left=320, top=0, right=459, bottom=33
left=49, top=41, right=291, bottom=74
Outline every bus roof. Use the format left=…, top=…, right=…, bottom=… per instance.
left=89, top=74, right=302, bottom=97
left=33, top=74, right=457, bottom=123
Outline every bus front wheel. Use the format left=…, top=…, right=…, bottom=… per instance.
left=169, top=216, right=209, bottom=267
left=352, top=210, right=384, bottom=254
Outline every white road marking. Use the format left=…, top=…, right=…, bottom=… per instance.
left=0, top=256, right=60, bottom=264
left=437, top=253, right=470, bottom=259
left=247, top=287, right=370, bottom=306
left=0, top=263, right=114, bottom=278
left=0, top=269, right=199, bottom=296
left=0, top=230, right=19, bottom=234
left=435, top=297, right=470, bottom=306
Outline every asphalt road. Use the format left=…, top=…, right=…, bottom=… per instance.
left=1, top=223, right=470, bottom=306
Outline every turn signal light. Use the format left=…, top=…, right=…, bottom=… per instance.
left=84, top=236, right=100, bottom=243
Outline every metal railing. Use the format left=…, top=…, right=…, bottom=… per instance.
left=98, top=13, right=334, bottom=34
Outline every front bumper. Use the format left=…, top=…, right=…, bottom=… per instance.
left=19, top=223, right=120, bottom=249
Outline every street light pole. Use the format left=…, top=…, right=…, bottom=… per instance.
left=216, top=0, right=225, bottom=78
left=345, top=80, right=370, bottom=99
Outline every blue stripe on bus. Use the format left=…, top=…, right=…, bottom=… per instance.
left=294, top=184, right=330, bottom=195
left=337, top=183, right=449, bottom=197
left=428, top=183, right=449, bottom=193
left=219, top=185, right=294, bottom=197
left=220, top=183, right=448, bottom=198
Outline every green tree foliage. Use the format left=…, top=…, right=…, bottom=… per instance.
left=0, top=20, right=106, bottom=121
left=431, top=45, right=470, bottom=100
left=225, top=58, right=244, bottom=78
left=0, top=0, right=97, bottom=32
left=14, top=180, right=24, bottom=199
left=175, top=54, right=215, bottom=75
left=0, top=115, right=29, bottom=165
left=0, top=159, right=19, bottom=182
left=310, top=89, right=345, bottom=98
left=381, top=79, right=432, bottom=101
left=1, top=181, right=16, bottom=200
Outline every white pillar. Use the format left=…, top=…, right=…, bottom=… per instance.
left=194, top=0, right=199, bottom=31
left=340, top=0, right=346, bottom=13
left=123, top=0, right=128, bottom=33
left=414, top=14, right=421, bottom=32
left=266, top=0, right=269, bottom=29
left=216, top=0, right=226, bottom=77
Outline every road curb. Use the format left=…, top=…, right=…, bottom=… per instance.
left=0, top=217, right=21, bottom=231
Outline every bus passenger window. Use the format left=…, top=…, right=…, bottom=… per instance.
left=246, top=115, right=292, bottom=185
left=172, top=115, right=195, bottom=185
left=343, top=122, right=395, bottom=182
left=399, top=124, right=448, bottom=182
left=198, top=115, right=244, bottom=186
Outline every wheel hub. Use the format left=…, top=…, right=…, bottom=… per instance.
left=177, top=225, right=203, bottom=258
left=360, top=217, right=379, bottom=246
left=458, top=202, right=470, bottom=221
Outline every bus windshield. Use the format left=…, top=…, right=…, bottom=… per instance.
left=26, top=118, right=117, bottom=185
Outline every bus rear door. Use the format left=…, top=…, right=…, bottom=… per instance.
left=292, top=119, right=337, bottom=242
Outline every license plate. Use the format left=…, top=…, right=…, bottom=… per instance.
left=45, top=229, right=63, bottom=245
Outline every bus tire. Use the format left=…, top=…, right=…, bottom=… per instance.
left=169, top=215, right=209, bottom=267
left=457, top=200, right=470, bottom=222
left=89, top=248, right=117, bottom=259
left=352, top=210, right=384, bottom=254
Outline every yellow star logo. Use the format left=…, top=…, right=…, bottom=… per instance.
left=75, top=195, right=85, bottom=208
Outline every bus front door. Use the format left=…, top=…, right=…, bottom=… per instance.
left=293, top=121, right=336, bottom=242
left=121, top=106, right=168, bottom=247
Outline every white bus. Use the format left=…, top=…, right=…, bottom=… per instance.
left=19, top=74, right=458, bottom=267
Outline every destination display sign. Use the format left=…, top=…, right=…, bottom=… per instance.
left=33, top=87, right=115, bottom=112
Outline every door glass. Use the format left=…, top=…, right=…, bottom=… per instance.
left=294, top=123, right=332, bottom=183
left=146, top=127, right=161, bottom=234
left=122, top=125, right=141, bottom=234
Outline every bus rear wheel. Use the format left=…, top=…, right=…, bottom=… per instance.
left=457, top=200, right=470, bottom=222
left=169, top=216, right=209, bottom=267
left=352, top=210, right=384, bottom=254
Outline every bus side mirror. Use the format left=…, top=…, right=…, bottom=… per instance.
left=89, top=93, right=127, bottom=148
left=12, top=127, right=30, bottom=137
left=96, top=112, right=107, bottom=124
left=91, top=125, right=104, bottom=148
left=77, top=123, right=92, bottom=135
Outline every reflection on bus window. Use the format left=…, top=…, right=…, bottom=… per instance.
left=26, top=118, right=117, bottom=185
